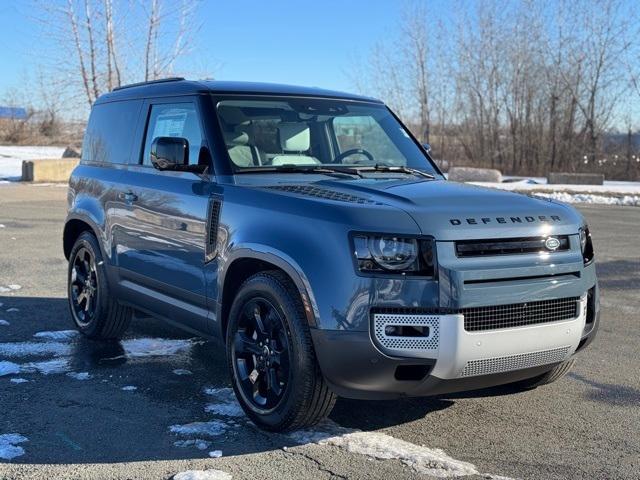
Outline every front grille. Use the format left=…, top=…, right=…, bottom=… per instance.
left=372, top=296, right=580, bottom=332
left=460, top=346, right=571, bottom=377
left=455, top=236, right=570, bottom=257
left=461, top=297, right=579, bottom=332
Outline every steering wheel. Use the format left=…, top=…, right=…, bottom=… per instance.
left=334, top=148, right=374, bottom=164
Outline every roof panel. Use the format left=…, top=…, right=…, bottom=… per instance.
left=96, top=79, right=381, bottom=104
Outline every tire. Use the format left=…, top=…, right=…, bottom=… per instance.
left=67, top=231, right=132, bottom=340
left=226, top=270, right=336, bottom=432
left=509, top=359, right=575, bottom=390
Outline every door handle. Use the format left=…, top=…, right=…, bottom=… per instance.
left=120, top=191, right=138, bottom=203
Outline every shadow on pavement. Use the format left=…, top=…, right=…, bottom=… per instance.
left=0, top=295, right=453, bottom=466
left=567, top=372, right=640, bottom=407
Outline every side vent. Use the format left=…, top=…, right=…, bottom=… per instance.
left=205, top=198, right=222, bottom=262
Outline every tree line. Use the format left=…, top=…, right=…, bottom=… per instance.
left=354, top=0, right=640, bottom=179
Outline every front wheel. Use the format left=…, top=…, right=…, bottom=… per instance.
left=226, top=271, right=336, bottom=431
left=67, top=232, right=132, bottom=340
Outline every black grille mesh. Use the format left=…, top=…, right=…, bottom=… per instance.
left=205, top=199, right=221, bottom=261
left=461, top=297, right=579, bottom=331
left=372, top=296, right=580, bottom=332
left=455, top=236, right=570, bottom=257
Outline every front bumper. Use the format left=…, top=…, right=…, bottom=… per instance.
left=312, top=292, right=598, bottom=400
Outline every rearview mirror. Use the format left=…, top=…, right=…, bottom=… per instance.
left=150, top=137, right=189, bottom=171
left=422, top=143, right=432, bottom=153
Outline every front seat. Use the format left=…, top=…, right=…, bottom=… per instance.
left=224, top=125, right=262, bottom=167
left=271, top=123, right=319, bottom=166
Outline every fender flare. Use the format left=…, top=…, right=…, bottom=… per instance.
left=218, top=244, right=321, bottom=328
left=63, top=208, right=107, bottom=260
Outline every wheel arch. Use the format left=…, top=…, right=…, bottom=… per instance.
left=218, top=248, right=320, bottom=339
left=63, top=214, right=103, bottom=260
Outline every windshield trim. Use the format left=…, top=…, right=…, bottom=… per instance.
left=211, top=94, right=444, bottom=179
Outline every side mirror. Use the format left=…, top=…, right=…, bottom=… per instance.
left=422, top=143, right=432, bottom=154
left=150, top=137, right=189, bottom=171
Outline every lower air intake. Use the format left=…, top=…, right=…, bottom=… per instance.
left=372, top=313, right=439, bottom=354
left=459, top=346, right=571, bottom=377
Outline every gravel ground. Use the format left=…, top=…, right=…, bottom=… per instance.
left=0, top=184, right=638, bottom=480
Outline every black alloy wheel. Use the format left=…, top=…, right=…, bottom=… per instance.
left=70, top=246, right=99, bottom=325
left=231, top=297, right=291, bottom=411
left=67, top=232, right=132, bottom=340
left=226, top=270, right=336, bottom=431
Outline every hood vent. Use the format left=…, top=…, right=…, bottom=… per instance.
left=266, top=185, right=380, bottom=205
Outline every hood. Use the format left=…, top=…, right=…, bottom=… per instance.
left=243, top=176, right=582, bottom=241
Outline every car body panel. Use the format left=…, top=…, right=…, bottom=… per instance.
left=65, top=80, right=600, bottom=400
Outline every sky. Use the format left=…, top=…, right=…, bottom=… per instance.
left=0, top=0, right=450, bottom=99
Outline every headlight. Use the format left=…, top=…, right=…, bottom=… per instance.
left=579, top=225, right=594, bottom=265
left=353, top=235, right=435, bottom=276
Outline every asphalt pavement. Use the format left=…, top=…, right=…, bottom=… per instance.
left=0, top=184, right=638, bottom=480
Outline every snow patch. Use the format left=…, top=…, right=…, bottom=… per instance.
left=0, top=224, right=5, bottom=228
left=472, top=180, right=640, bottom=206
left=173, top=470, right=232, bottom=480
left=289, top=420, right=510, bottom=478
left=0, top=433, right=28, bottom=460
left=0, top=320, right=9, bottom=326
left=0, top=145, right=65, bottom=180
left=0, top=341, right=72, bottom=357
left=173, top=439, right=211, bottom=450
left=121, top=338, right=193, bottom=358
left=208, top=450, right=223, bottom=458
left=33, top=330, right=79, bottom=341
left=121, top=385, right=137, bottom=391
left=534, top=191, right=640, bottom=206
left=0, top=361, right=21, bottom=377
left=7, top=284, right=21, bottom=291
left=67, top=372, right=91, bottom=380
left=22, top=358, right=71, bottom=374
left=173, top=369, right=193, bottom=376
left=169, top=420, right=227, bottom=437
left=9, top=378, right=29, bottom=384
left=204, top=388, right=244, bottom=417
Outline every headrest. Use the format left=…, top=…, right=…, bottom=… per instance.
left=223, top=130, right=249, bottom=146
left=278, top=123, right=310, bottom=151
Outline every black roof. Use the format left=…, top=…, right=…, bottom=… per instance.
left=96, top=78, right=382, bottom=104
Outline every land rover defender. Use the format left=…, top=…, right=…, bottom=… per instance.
left=64, top=78, right=599, bottom=431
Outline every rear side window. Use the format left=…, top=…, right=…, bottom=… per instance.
left=141, top=103, right=203, bottom=166
left=82, top=100, right=142, bottom=164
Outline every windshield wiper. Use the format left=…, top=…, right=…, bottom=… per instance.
left=236, top=165, right=363, bottom=178
left=355, top=164, right=435, bottom=179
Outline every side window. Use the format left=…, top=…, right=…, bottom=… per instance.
left=142, top=103, right=202, bottom=166
left=82, top=100, right=142, bottom=164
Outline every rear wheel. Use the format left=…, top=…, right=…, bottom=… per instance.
left=510, top=359, right=575, bottom=390
left=67, top=232, right=132, bottom=340
left=226, top=270, right=336, bottom=431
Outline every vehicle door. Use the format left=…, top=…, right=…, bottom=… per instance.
left=114, top=96, right=213, bottom=332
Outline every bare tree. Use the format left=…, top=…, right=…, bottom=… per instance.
left=36, top=0, right=201, bottom=108
left=355, top=0, right=638, bottom=179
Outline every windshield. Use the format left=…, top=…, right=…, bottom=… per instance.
left=215, top=97, right=439, bottom=176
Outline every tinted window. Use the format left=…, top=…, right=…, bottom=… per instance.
left=142, top=103, right=202, bottom=166
left=333, top=115, right=407, bottom=166
left=82, top=100, right=142, bottom=164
